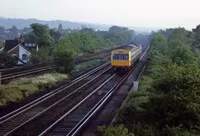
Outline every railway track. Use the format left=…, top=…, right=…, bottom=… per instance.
left=40, top=64, right=137, bottom=136
left=0, top=61, right=111, bottom=136
left=0, top=45, right=146, bottom=136
left=0, top=45, right=123, bottom=83
left=1, top=65, right=53, bottom=82
left=39, top=47, right=148, bottom=136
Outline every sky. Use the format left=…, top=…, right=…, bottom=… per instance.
left=0, top=0, right=200, bottom=29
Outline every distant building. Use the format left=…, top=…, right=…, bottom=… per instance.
left=24, top=42, right=38, bottom=52
left=3, top=33, right=39, bottom=65
left=4, top=39, right=31, bottom=65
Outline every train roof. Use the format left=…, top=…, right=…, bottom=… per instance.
left=120, top=44, right=141, bottom=51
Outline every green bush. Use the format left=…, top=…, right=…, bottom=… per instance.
left=53, top=44, right=75, bottom=73
left=30, top=48, right=53, bottom=64
left=0, top=52, right=17, bottom=68
left=98, top=124, right=134, bottom=136
left=71, top=58, right=109, bottom=76
left=113, top=27, right=200, bottom=136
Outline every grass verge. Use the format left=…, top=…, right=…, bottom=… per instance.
left=0, top=58, right=109, bottom=106
left=71, top=58, right=110, bottom=76
left=0, top=73, right=67, bottom=106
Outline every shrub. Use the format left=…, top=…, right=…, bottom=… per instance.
left=98, top=124, right=134, bottom=136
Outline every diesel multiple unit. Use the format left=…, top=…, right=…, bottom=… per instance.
left=111, top=44, right=142, bottom=71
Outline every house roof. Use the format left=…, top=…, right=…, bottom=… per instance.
left=4, top=40, right=18, bottom=52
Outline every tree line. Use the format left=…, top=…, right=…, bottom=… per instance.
left=99, top=25, right=200, bottom=136
left=0, top=24, right=135, bottom=73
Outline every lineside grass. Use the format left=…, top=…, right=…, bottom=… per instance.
left=0, top=73, right=67, bottom=106
left=71, top=58, right=109, bottom=76
left=0, top=58, right=109, bottom=106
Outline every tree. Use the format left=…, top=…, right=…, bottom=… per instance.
left=49, top=29, right=61, bottom=43
left=192, top=24, right=200, bottom=48
left=0, top=40, right=3, bottom=48
left=150, top=33, right=168, bottom=55
left=58, top=24, right=62, bottom=32
left=53, top=44, right=75, bottom=73
left=113, top=28, right=200, bottom=135
left=148, top=63, right=200, bottom=130
left=30, top=48, right=52, bottom=64
left=8, top=26, right=19, bottom=38
left=171, top=44, right=197, bottom=66
left=24, top=32, right=38, bottom=42
left=0, top=52, right=17, bottom=68
left=31, top=23, right=55, bottom=47
left=106, top=26, right=133, bottom=44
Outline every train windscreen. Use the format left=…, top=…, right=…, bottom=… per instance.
left=113, top=54, right=129, bottom=60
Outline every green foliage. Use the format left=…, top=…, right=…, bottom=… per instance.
left=30, top=23, right=55, bottom=47
left=59, top=30, right=109, bottom=55
left=105, top=26, right=133, bottom=44
left=26, top=24, right=133, bottom=73
left=0, top=40, right=3, bottom=48
left=98, top=124, right=134, bottom=136
left=49, top=29, right=61, bottom=43
left=162, top=125, right=197, bottom=136
left=24, top=32, right=38, bottom=42
left=171, top=45, right=197, bottom=66
left=58, top=26, right=133, bottom=56
left=114, top=26, right=200, bottom=136
left=0, top=52, right=17, bottom=68
left=192, top=24, right=200, bottom=48
left=30, top=47, right=53, bottom=64
left=150, top=33, right=168, bottom=55
left=0, top=73, right=67, bottom=105
left=8, top=26, right=19, bottom=38
left=168, top=28, right=189, bottom=45
left=0, top=84, right=38, bottom=105
left=71, top=58, right=109, bottom=76
left=53, top=44, right=75, bottom=73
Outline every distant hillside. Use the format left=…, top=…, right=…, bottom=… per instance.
left=0, top=17, right=111, bottom=31
left=0, top=17, right=159, bottom=33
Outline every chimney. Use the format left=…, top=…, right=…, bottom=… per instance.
left=18, top=33, right=24, bottom=44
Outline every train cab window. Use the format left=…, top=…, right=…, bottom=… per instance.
left=113, top=54, right=129, bottom=60
left=118, top=54, right=124, bottom=60
left=124, top=54, right=129, bottom=60
left=113, top=54, right=118, bottom=60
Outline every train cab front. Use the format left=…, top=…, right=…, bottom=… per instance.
left=112, top=66, right=130, bottom=74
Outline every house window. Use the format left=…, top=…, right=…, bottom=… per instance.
left=22, top=54, right=27, bottom=60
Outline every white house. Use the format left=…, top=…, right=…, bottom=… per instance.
left=4, top=40, right=31, bottom=65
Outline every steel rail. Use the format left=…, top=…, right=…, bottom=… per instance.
left=2, top=66, right=52, bottom=77
left=1, top=67, right=53, bottom=81
left=0, top=62, right=110, bottom=123
left=0, top=62, right=111, bottom=136
left=68, top=65, right=137, bottom=136
left=39, top=74, right=116, bottom=136
left=47, top=46, right=149, bottom=136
